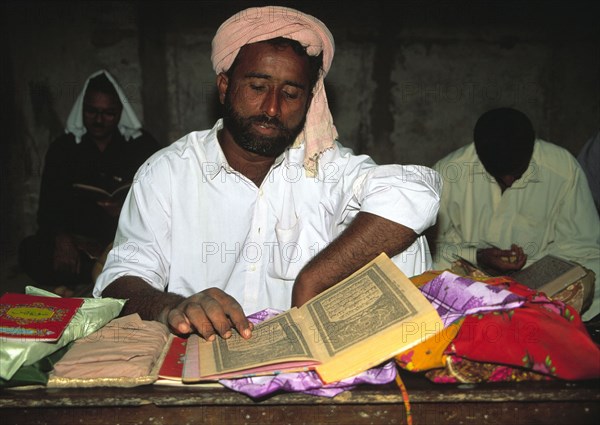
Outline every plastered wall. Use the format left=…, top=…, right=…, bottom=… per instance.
left=1, top=0, right=598, bottom=252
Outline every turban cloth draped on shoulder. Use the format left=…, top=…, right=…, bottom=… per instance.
left=211, top=6, right=338, bottom=177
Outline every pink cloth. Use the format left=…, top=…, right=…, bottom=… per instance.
left=51, top=314, right=169, bottom=379
left=211, top=6, right=338, bottom=176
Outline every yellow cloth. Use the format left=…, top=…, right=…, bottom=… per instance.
left=432, top=139, right=600, bottom=320
left=211, top=5, right=337, bottom=176
left=394, top=273, right=463, bottom=372
left=396, top=320, right=463, bottom=372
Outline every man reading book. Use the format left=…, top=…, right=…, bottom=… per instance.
left=94, top=6, right=442, bottom=341
left=429, top=107, right=600, bottom=320
left=18, top=70, right=161, bottom=297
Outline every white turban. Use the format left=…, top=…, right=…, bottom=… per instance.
left=211, top=6, right=338, bottom=176
left=65, top=69, right=143, bottom=143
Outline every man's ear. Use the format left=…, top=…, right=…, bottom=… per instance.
left=216, top=73, right=228, bottom=105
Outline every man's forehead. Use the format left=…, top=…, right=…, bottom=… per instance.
left=234, top=42, right=309, bottom=77
left=84, top=90, right=122, bottom=107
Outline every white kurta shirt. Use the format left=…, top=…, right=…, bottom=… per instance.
left=94, top=119, right=442, bottom=314
left=432, top=139, right=600, bottom=320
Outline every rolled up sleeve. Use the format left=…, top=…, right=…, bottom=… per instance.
left=353, top=164, right=442, bottom=234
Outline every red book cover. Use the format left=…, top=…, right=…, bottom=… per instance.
left=157, top=335, right=188, bottom=381
left=0, top=293, right=84, bottom=342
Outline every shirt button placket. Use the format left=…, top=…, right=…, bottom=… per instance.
left=245, top=187, right=267, bottom=309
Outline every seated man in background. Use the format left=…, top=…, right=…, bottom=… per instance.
left=94, top=5, right=442, bottom=340
left=430, top=107, right=600, bottom=320
left=19, top=70, right=161, bottom=296
left=577, top=130, right=599, bottom=214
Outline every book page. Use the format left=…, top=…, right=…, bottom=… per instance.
left=304, top=260, right=418, bottom=358
left=305, top=253, right=444, bottom=383
left=72, top=183, right=112, bottom=197
left=72, top=182, right=131, bottom=198
left=197, top=308, right=317, bottom=378
left=510, top=255, right=584, bottom=292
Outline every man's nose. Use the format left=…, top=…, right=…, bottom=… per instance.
left=263, top=90, right=280, bottom=118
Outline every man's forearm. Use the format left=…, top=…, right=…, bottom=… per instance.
left=291, top=211, right=418, bottom=306
left=102, top=276, right=185, bottom=322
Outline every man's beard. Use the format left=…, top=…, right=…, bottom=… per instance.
left=222, top=94, right=306, bottom=158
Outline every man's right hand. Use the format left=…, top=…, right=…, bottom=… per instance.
left=102, top=278, right=253, bottom=341
left=160, top=288, right=253, bottom=341
left=476, top=244, right=527, bottom=273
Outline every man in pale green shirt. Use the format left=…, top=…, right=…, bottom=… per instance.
left=431, top=107, right=600, bottom=321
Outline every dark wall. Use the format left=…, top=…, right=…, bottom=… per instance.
left=1, top=0, right=599, bottom=253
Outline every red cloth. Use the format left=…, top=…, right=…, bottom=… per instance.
left=446, top=279, right=600, bottom=380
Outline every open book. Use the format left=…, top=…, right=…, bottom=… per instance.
left=451, top=254, right=593, bottom=313
left=72, top=182, right=132, bottom=201
left=182, top=253, right=443, bottom=384
left=509, top=254, right=588, bottom=297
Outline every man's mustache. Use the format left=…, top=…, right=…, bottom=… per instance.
left=249, top=115, right=284, bottom=129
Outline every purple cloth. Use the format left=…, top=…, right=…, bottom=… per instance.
left=245, top=308, right=281, bottom=325
left=218, top=308, right=397, bottom=398
left=219, top=360, right=397, bottom=398
left=419, top=271, right=526, bottom=327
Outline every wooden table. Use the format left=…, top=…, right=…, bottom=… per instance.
left=1, top=370, right=598, bottom=425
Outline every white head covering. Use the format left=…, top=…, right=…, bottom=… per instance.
left=65, top=69, right=143, bottom=143
left=211, top=6, right=338, bottom=176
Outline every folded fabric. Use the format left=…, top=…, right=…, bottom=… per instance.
left=0, top=344, right=71, bottom=388
left=395, top=320, right=462, bottom=372
left=443, top=279, right=600, bottom=381
left=50, top=314, right=169, bottom=379
left=396, top=272, right=600, bottom=382
left=0, top=286, right=125, bottom=381
left=419, top=271, right=526, bottom=327
left=220, top=360, right=397, bottom=398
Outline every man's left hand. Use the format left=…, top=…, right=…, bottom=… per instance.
left=477, top=244, right=527, bottom=273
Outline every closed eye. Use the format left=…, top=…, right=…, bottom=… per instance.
left=283, top=90, right=299, bottom=100
left=250, top=84, right=266, bottom=92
